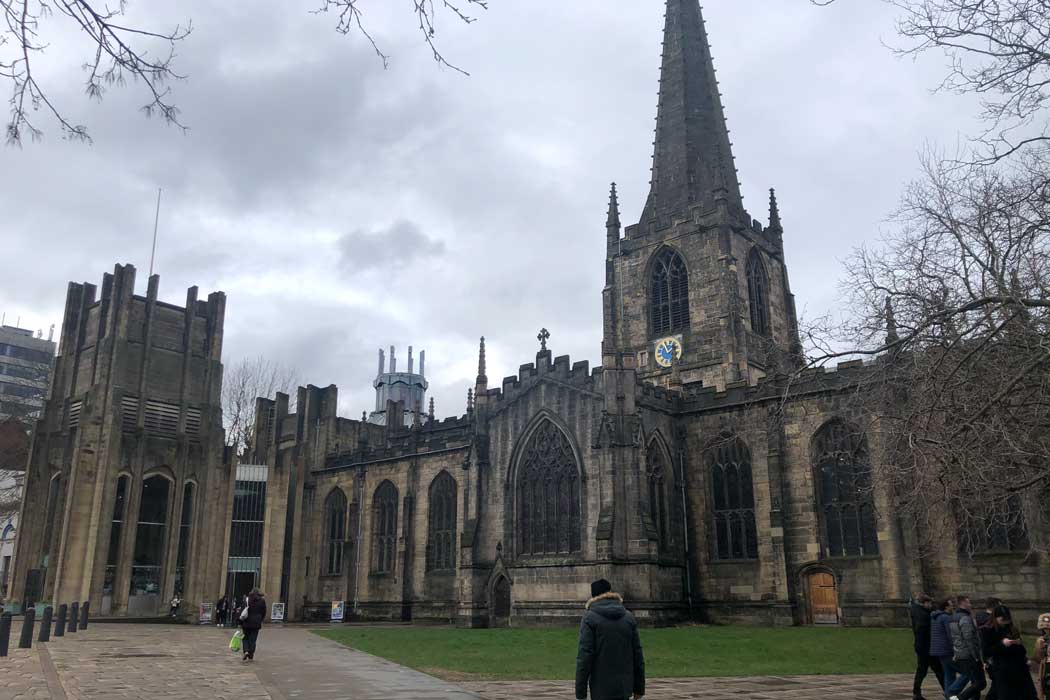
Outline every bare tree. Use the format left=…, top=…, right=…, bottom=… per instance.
left=221, top=356, right=300, bottom=456
left=2, top=0, right=488, bottom=145
left=0, top=417, right=30, bottom=521
left=811, top=0, right=1050, bottom=162
left=802, top=153, right=1050, bottom=555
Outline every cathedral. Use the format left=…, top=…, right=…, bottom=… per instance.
left=8, top=0, right=1048, bottom=627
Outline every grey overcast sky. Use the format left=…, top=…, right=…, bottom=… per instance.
left=0, top=0, right=981, bottom=419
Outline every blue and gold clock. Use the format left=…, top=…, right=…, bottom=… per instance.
left=654, top=336, right=683, bottom=368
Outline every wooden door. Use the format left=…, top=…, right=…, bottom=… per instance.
left=808, top=572, right=839, bottom=625
left=491, top=576, right=511, bottom=628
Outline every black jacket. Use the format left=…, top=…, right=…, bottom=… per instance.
left=910, top=601, right=932, bottom=655
left=242, top=594, right=266, bottom=631
left=575, top=592, right=645, bottom=700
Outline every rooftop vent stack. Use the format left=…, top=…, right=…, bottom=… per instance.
left=419, top=350, right=425, bottom=378
left=390, top=345, right=396, bottom=373
left=378, top=348, right=385, bottom=375
left=408, top=346, right=414, bottom=374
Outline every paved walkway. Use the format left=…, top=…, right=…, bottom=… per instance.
left=0, top=623, right=928, bottom=700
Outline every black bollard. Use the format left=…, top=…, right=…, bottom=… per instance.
left=38, top=606, right=53, bottom=643
left=0, top=612, right=11, bottom=657
left=18, top=607, right=35, bottom=649
left=68, top=602, right=78, bottom=634
left=54, top=604, right=66, bottom=637
left=79, top=601, right=90, bottom=630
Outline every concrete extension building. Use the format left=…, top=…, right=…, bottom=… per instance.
left=7, top=0, right=1047, bottom=625
left=0, top=325, right=56, bottom=420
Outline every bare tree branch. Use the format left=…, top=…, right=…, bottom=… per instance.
left=2, top=0, right=488, bottom=144
left=221, top=356, right=300, bottom=457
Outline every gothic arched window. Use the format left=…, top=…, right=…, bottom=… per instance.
left=131, top=475, right=171, bottom=597
left=427, top=472, right=457, bottom=572
left=747, top=249, right=770, bottom=337
left=650, top=249, right=690, bottom=335
left=708, top=435, right=758, bottom=559
left=372, top=481, right=398, bottom=574
left=517, top=419, right=581, bottom=556
left=813, top=420, right=879, bottom=557
left=647, top=443, right=670, bottom=550
left=324, top=488, right=347, bottom=575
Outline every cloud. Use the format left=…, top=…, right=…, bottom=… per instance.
left=0, top=1, right=986, bottom=419
left=338, top=220, right=446, bottom=272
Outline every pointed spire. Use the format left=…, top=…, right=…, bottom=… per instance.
left=476, top=336, right=487, bottom=384
left=768, top=188, right=782, bottom=231
left=641, top=0, right=743, bottom=223
left=606, top=182, right=621, bottom=231
left=885, top=297, right=899, bottom=346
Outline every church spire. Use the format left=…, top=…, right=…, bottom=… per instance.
left=768, top=188, right=782, bottom=232
left=607, top=182, right=621, bottom=230
left=641, top=0, right=743, bottom=224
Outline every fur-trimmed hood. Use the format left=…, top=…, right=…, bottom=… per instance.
left=585, top=591, right=626, bottom=620
left=586, top=591, right=623, bottom=609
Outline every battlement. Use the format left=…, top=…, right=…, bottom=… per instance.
left=321, top=412, right=473, bottom=471
left=481, top=349, right=600, bottom=407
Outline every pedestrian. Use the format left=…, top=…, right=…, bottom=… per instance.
left=169, top=593, right=181, bottom=619
left=931, top=598, right=957, bottom=691
left=911, top=594, right=946, bottom=700
left=216, top=597, right=228, bottom=627
left=947, top=595, right=985, bottom=700
left=979, top=598, right=1002, bottom=700
left=575, top=579, right=645, bottom=700
left=240, top=588, right=267, bottom=662
left=1035, top=612, right=1049, bottom=700
left=985, top=605, right=1037, bottom=700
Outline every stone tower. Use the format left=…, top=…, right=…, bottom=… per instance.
left=367, top=346, right=429, bottom=425
left=603, top=0, right=801, bottom=390
left=8, top=264, right=230, bottom=617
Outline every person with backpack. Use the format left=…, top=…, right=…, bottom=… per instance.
left=947, top=595, right=985, bottom=700
left=911, top=594, right=946, bottom=700
left=575, top=579, right=645, bottom=700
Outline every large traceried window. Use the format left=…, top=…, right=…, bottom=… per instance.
left=427, top=472, right=457, bottom=572
left=708, top=435, right=758, bottom=560
left=131, top=475, right=171, bottom=597
left=650, top=249, right=690, bottom=335
left=173, top=483, right=194, bottom=595
left=372, top=481, right=398, bottom=574
left=813, top=420, right=879, bottom=558
left=517, top=419, right=581, bottom=556
left=324, top=488, right=347, bottom=575
left=959, top=495, right=1029, bottom=555
left=746, top=249, right=771, bottom=337
left=647, top=444, right=670, bottom=550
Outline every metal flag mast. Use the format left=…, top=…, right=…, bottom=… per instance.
left=149, top=188, right=162, bottom=277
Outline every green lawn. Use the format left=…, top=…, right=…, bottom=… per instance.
left=316, top=626, right=915, bottom=680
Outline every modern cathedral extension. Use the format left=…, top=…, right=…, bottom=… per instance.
left=8, top=0, right=1048, bottom=626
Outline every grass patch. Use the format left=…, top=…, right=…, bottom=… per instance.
left=316, top=626, right=915, bottom=681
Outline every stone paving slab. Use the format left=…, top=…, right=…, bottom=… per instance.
left=1, top=624, right=932, bottom=700
left=463, top=675, right=919, bottom=700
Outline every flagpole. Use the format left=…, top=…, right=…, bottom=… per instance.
left=149, top=188, right=162, bottom=277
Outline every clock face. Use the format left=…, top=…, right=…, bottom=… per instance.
left=654, top=337, right=683, bottom=368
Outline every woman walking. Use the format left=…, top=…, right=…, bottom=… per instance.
left=240, top=589, right=267, bottom=661
left=986, top=605, right=1038, bottom=700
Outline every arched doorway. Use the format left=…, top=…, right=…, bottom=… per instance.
left=490, top=576, right=511, bottom=628
left=807, top=571, right=839, bottom=625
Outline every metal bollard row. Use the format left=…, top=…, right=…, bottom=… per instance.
left=0, top=601, right=90, bottom=655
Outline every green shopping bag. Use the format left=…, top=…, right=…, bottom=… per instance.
left=229, top=630, right=244, bottom=652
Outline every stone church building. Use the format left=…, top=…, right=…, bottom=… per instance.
left=9, top=0, right=1047, bottom=626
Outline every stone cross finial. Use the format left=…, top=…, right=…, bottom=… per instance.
left=537, top=328, right=550, bottom=352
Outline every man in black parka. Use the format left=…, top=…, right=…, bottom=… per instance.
left=910, top=594, right=945, bottom=700
left=575, top=579, right=645, bottom=700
